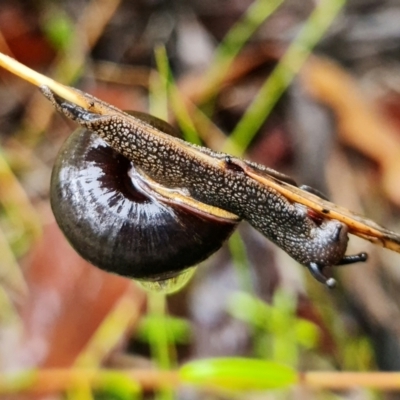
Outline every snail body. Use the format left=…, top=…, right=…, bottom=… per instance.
left=46, top=86, right=367, bottom=286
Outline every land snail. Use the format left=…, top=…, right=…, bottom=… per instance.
left=51, top=111, right=240, bottom=293
left=2, top=52, right=400, bottom=294
left=44, top=85, right=371, bottom=292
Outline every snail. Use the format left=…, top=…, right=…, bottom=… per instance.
left=51, top=112, right=239, bottom=286
left=44, top=86, right=369, bottom=288
left=1, top=53, right=399, bottom=290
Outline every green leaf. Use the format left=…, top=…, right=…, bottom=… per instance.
left=94, top=371, right=140, bottom=400
left=294, top=319, right=320, bottom=350
left=42, top=11, right=74, bottom=50
left=180, top=358, right=297, bottom=391
left=137, top=315, right=191, bottom=345
left=227, top=291, right=270, bottom=328
left=0, top=370, right=36, bottom=393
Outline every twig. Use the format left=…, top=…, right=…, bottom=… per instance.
left=0, top=53, right=88, bottom=108
left=2, top=369, right=400, bottom=394
left=301, top=372, right=400, bottom=391
left=0, top=369, right=179, bottom=394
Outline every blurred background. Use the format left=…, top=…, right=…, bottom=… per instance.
left=1, top=0, right=400, bottom=398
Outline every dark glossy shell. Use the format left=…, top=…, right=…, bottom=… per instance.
left=51, top=129, right=238, bottom=281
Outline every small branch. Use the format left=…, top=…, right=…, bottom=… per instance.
left=0, top=52, right=88, bottom=108
left=2, top=369, right=400, bottom=395
left=0, top=369, right=180, bottom=395
left=301, top=372, right=400, bottom=391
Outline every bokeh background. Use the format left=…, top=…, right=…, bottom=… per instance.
left=1, top=0, right=400, bottom=398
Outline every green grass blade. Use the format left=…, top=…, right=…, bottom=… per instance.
left=147, top=293, right=175, bottom=400
left=150, top=46, right=169, bottom=121
left=228, top=231, right=254, bottom=294
left=204, top=0, right=285, bottom=98
left=154, top=46, right=202, bottom=145
left=224, top=0, right=347, bottom=155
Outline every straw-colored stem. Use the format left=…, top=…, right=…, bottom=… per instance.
left=301, top=372, right=400, bottom=391
left=0, top=53, right=88, bottom=109
left=2, top=370, right=400, bottom=394
left=0, top=369, right=179, bottom=394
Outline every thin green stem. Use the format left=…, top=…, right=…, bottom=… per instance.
left=147, top=294, right=171, bottom=370
left=224, top=0, right=347, bottom=155
left=228, top=231, right=254, bottom=294
left=154, top=46, right=201, bottom=145
left=150, top=46, right=169, bottom=121
left=147, top=293, right=175, bottom=400
left=204, top=0, right=285, bottom=98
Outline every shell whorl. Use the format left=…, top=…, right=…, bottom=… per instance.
left=51, top=125, right=239, bottom=281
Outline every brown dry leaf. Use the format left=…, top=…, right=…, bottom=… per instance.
left=301, top=56, right=400, bottom=206
left=0, top=3, right=55, bottom=70
left=326, top=150, right=400, bottom=341
left=0, top=219, right=146, bottom=370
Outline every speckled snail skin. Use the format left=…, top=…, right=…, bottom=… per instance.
left=44, top=86, right=368, bottom=287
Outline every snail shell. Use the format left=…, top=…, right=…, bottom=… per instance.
left=51, top=114, right=239, bottom=281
